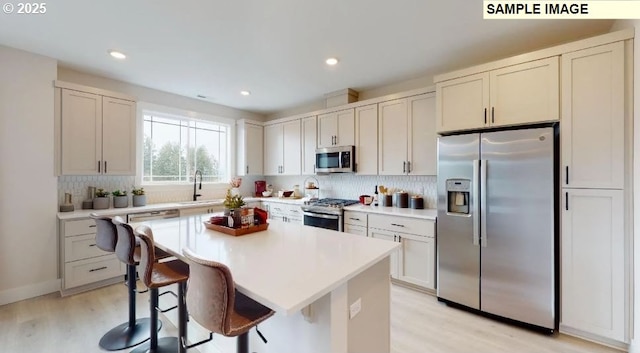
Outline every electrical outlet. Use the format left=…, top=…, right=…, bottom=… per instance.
left=349, top=298, right=362, bottom=319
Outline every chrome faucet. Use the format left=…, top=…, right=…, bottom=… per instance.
left=193, top=170, right=203, bottom=201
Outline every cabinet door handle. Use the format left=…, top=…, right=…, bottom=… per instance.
left=403, top=161, right=406, bottom=173
left=484, top=108, right=487, bottom=124
left=246, top=165, right=249, bottom=174
left=89, top=266, right=108, bottom=272
left=407, top=161, right=411, bottom=173
left=565, top=192, right=569, bottom=211
left=398, top=236, right=402, bottom=243
left=565, top=166, right=569, bottom=185
left=89, top=224, right=97, bottom=228
left=104, top=161, right=108, bottom=174
left=393, top=235, right=397, bottom=242
left=391, top=223, right=405, bottom=228
left=491, top=107, right=495, bottom=123
left=98, top=160, right=101, bottom=173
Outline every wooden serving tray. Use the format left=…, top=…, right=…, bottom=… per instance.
left=203, top=222, right=269, bottom=236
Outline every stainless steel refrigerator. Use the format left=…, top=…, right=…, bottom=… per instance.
left=437, top=126, right=557, bottom=331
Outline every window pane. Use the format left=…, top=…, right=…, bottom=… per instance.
left=142, top=112, right=230, bottom=185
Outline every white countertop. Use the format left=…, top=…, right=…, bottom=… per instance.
left=131, top=215, right=399, bottom=316
left=57, top=197, right=308, bottom=220
left=344, top=204, right=437, bottom=220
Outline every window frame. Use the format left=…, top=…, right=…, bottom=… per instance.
left=136, top=102, right=237, bottom=190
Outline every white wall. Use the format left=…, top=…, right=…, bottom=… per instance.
left=0, top=45, right=59, bottom=304
left=57, top=67, right=266, bottom=122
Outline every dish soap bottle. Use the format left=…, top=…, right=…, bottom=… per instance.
left=373, top=185, right=379, bottom=206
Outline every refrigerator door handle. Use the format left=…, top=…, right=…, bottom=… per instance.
left=480, top=159, right=488, bottom=248
left=472, top=159, right=480, bottom=246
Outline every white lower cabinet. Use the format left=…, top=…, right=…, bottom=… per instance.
left=262, top=201, right=302, bottom=223
left=561, top=188, right=625, bottom=342
left=368, top=228, right=399, bottom=279
left=60, top=218, right=126, bottom=294
left=344, top=224, right=367, bottom=236
left=397, top=233, right=435, bottom=289
left=366, top=214, right=436, bottom=290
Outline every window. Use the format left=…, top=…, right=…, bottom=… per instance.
left=142, top=112, right=229, bottom=183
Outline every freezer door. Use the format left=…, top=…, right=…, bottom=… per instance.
left=480, top=127, right=555, bottom=329
left=437, top=133, right=480, bottom=309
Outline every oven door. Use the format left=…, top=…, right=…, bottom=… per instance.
left=303, top=212, right=342, bottom=232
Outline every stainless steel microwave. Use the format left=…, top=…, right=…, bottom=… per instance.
left=315, top=146, right=355, bottom=174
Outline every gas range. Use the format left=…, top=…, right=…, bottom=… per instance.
left=301, top=198, right=359, bottom=216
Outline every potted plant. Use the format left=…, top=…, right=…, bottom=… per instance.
left=223, top=188, right=245, bottom=227
left=93, top=188, right=110, bottom=210
left=132, top=187, right=146, bottom=207
left=112, top=189, right=128, bottom=208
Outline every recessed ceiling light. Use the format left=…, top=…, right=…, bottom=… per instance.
left=325, top=57, right=339, bottom=66
left=108, top=50, right=126, bottom=59
left=240, top=90, right=251, bottom=96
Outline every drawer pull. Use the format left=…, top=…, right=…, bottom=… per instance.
left=89, top=266, right=108, bottom=272
left=89, top=244, right=97, bottom=247
left=89, top=225, right=97, bottom=228
left=391, top=223, right=405, bottom=228
left=350, top=218, right=360, bottom=221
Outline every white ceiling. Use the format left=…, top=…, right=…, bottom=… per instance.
left=0, top=1, right=613, bottom=115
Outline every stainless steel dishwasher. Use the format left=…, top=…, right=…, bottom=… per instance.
left=126, top=209, right=180, bottom=222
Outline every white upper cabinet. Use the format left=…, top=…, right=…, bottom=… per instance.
left=59, top=88, right=135, bottom=175
left=317, top=108, right=355, bottom=148
left=561, top=42, right=624, bottom=190
left=436, top=57, right=559, bottom=133
left=355, top=104, right=378, bottom=175
left=379, top=93, right=436, bottom=175
left=436, top=73, right=489, bottom=133
left=407, top=94, right=437, bottom=175
left=301, top=116, right=317, bottom=175
left=263, top=120, right=301, bottom=176
left=282, top=120, right=301, bottom=175
left=236, top=120, right=263, bottom=176
left=263, top=123, right=283, bottom=176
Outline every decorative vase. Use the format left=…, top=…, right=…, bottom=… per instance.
left=132, top=195, right=146, bottom=207
left=93, top=197, right=110, bottom=210
left=113, top=196, right=128, bottom=208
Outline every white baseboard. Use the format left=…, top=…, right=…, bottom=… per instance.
left=560, top=324, right=629, bottom=351
left=0, top=279, right=61, bottom=306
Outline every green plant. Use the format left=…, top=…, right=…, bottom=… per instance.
left=112, top=189, right=127, bottom=197
left=132, top=187, right=145, bottom=196
left=95, top=188, right=109, bottom=197
left=223, top=189, right=245, bottom=209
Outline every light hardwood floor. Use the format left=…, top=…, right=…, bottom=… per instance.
left=0, top=282, right=622, bottom=353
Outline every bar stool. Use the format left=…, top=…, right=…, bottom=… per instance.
left=90, top=213, right=159, bottom=351
left=133, top=225, right=190, bottom=353
left=181, top=247, right=274, bottom=353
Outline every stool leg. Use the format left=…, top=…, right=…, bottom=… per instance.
left=131, top=287, right=180, bottom=353
left=178, top=282, right=187, bottom=353
left=237, top=332, right=248, bottom=353
left=98, top=266, right=161, bottom=351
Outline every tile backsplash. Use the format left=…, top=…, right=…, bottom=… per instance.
left=58, top=174, right=437, bottom=210
left=264, top=174, right=437, bottom=209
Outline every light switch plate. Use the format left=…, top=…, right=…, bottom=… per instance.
left=349, top=298, right=362, bottom=319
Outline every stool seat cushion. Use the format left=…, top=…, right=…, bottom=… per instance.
left=147, top=260, right=190, bottom=289
left=227, top=291, right=274, bottom=336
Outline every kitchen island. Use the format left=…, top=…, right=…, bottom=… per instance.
left=132, top=214, right=400, bottom=353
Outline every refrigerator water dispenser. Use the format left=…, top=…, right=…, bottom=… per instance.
left=446, top=179, right=470, bottom=215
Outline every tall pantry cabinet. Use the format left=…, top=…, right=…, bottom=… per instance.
left=560, top=41, right=628, bottom=344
